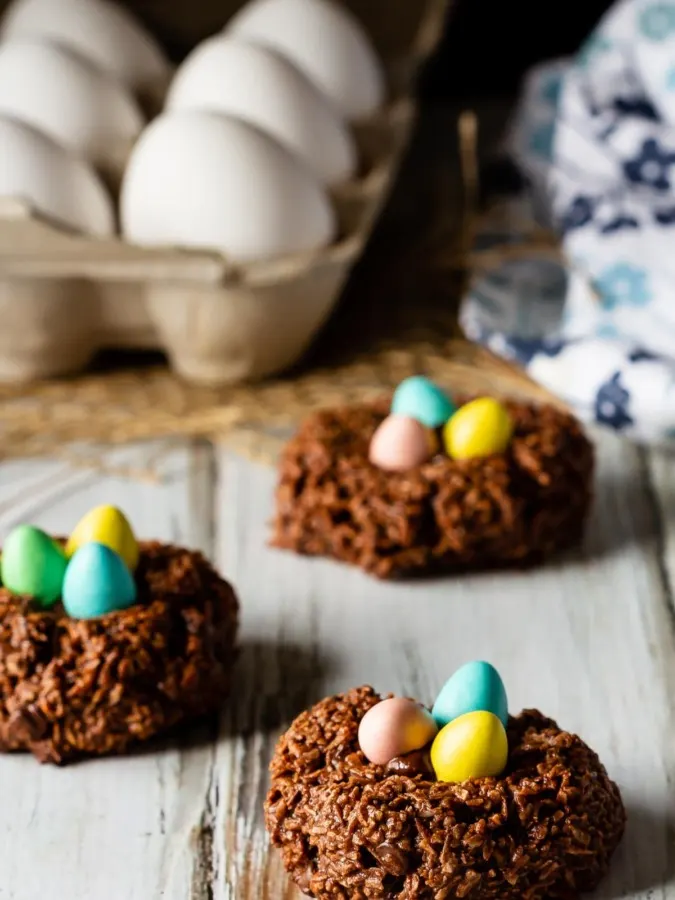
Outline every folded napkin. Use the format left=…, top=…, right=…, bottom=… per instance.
left=460, top=0, right=675, bottom=444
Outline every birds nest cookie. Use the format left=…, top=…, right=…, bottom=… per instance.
left=0, top=506, right=239, bottom=764
left=265, top=662, right=625, bottom=900
left=272, top=377, right=594, bottom=578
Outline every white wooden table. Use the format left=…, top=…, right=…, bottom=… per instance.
left=0, top=430, right=673, bottom=900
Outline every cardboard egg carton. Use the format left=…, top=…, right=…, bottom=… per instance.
left=0, top=0, right=449, bottom=384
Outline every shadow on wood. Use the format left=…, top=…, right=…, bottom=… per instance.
left=113, top=639, right=334, bottom=764
left=605, top=802, right=675, bottom=899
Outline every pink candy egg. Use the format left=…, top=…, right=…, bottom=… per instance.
left=369, top=414, right=435, bottom=472
left=358, top=697, right=438, bottom=766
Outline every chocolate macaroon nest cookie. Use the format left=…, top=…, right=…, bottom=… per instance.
left=272, top=397, right=594, bottom=578
left=265, top=686, right=626, bottom=900
left=0, top=542, right=239, bottom=764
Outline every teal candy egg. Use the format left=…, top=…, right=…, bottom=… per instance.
left=1, top=524, right=67, bottom=607
left=62, top=541, right=137, bottom=619
left=432, top=661, right=508, bottom=728
left=391, top=376, right=456, bottom=429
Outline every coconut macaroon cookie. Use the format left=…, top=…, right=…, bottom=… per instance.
left=272, top=377, right=594, bottom=578
left=0, top=506, right=239, bottom=764
left=265, top=663, right=625, bottom=899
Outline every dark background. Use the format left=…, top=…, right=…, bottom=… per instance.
left=0, top=0, right=613, bottom=99
left=422, top=0, right=614, bottom=97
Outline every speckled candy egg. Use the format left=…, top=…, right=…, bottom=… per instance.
left=358, top=697, right=438, bottom=766
left=62, top=541, right=137, bottom=619
left=430, top=710, right=508, bottom=783
left=369, top=414, right=437, bottom=472
left=443, top=397, right=514, bottom=461
left=0, top=524, right=67, bottom=607
left=432, top=661, right=508, bottom=729
left=391, top=376, right=456, bottom=429
left=66, top=504, right=139, bottom=571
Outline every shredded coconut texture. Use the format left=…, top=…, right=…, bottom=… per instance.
left=0, top=542, right=239, bottom=764
left=266, top=686, right=625, bottom=899
left=273, top=398, right=594, bottom=578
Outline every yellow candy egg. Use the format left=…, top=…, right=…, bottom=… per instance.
left=430, top=710, right=508, bottom=783
left=443, top=397, right=514, bottom=461
left=66, top=505, right=139, bottom=571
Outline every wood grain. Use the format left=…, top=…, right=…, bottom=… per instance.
left=214, top=434, right=675, bottom=900
left=0, top=443, right=217, bottom=900
left=0, top=433, right=672, bottom=899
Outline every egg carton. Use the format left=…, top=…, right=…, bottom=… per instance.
left=0, top=0, right=449, bottom=385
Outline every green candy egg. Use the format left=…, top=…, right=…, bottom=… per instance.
left=1, top=524, right=67, bottom=607
left=391, top=376, right=456, bottom=429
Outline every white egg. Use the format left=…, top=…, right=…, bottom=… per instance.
left=120, top=111, right=336, bottom=262
left=226, top=0, right=385, bottom=120
left=166, top=37, right=356, bottom=187
left=0, top=40, right=144, bottom=176
left=0, top=115, right=114, bottom=236
left=0, top=0, right=170, bottom=98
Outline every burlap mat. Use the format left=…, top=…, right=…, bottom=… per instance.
left=0, top=101, right=563, bottom=481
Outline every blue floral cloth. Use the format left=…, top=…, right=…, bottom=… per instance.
left=460, top=0, right=675, bottom=444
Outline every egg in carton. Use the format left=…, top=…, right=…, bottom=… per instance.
left=0, top=0, right=449, bottom=384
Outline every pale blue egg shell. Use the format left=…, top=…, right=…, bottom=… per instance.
left=62, top=541, right=137, bottom=620
left=432, top=661, right=508, bottom=728
left=391, top=376, right=456, bottom=429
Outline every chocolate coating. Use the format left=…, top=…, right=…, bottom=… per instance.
left=0, top=542, right=239, bottom=764
left=265, top=687, right=625, bottom=900
left=272, top=397, right=594, bottom=578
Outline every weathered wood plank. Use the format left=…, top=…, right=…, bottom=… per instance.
left=0, top=430, right=672, bottom=899
left=0, top=441, right=217, bottom=900
left=213, top=431, right=675, bottom=900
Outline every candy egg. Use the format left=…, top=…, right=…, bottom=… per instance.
left=66, top=505, right=138, bottom=571
left=62, top=542, right=137, bottom=619
left=430, top=710, right=508, bottom=783
left=358, top=697, right=438, bottom=766
left=0, top=524, right=67, bottom=607
left=443, top=397, right=514, bottom=461
left=391, top=376, right=456, bottom=429
left=369, top=415, right=437, bottom=473
left=432, top=661, right=508, bottom=729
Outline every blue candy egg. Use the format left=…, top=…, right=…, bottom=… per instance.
left=391, top=376, right=456, bottom=429
left=432, top=661, right=508, bottom=728
left=62, top=541, right=137, bottom=619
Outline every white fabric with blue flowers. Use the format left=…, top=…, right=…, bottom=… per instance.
left=460, top=0, right=675, bottom=443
